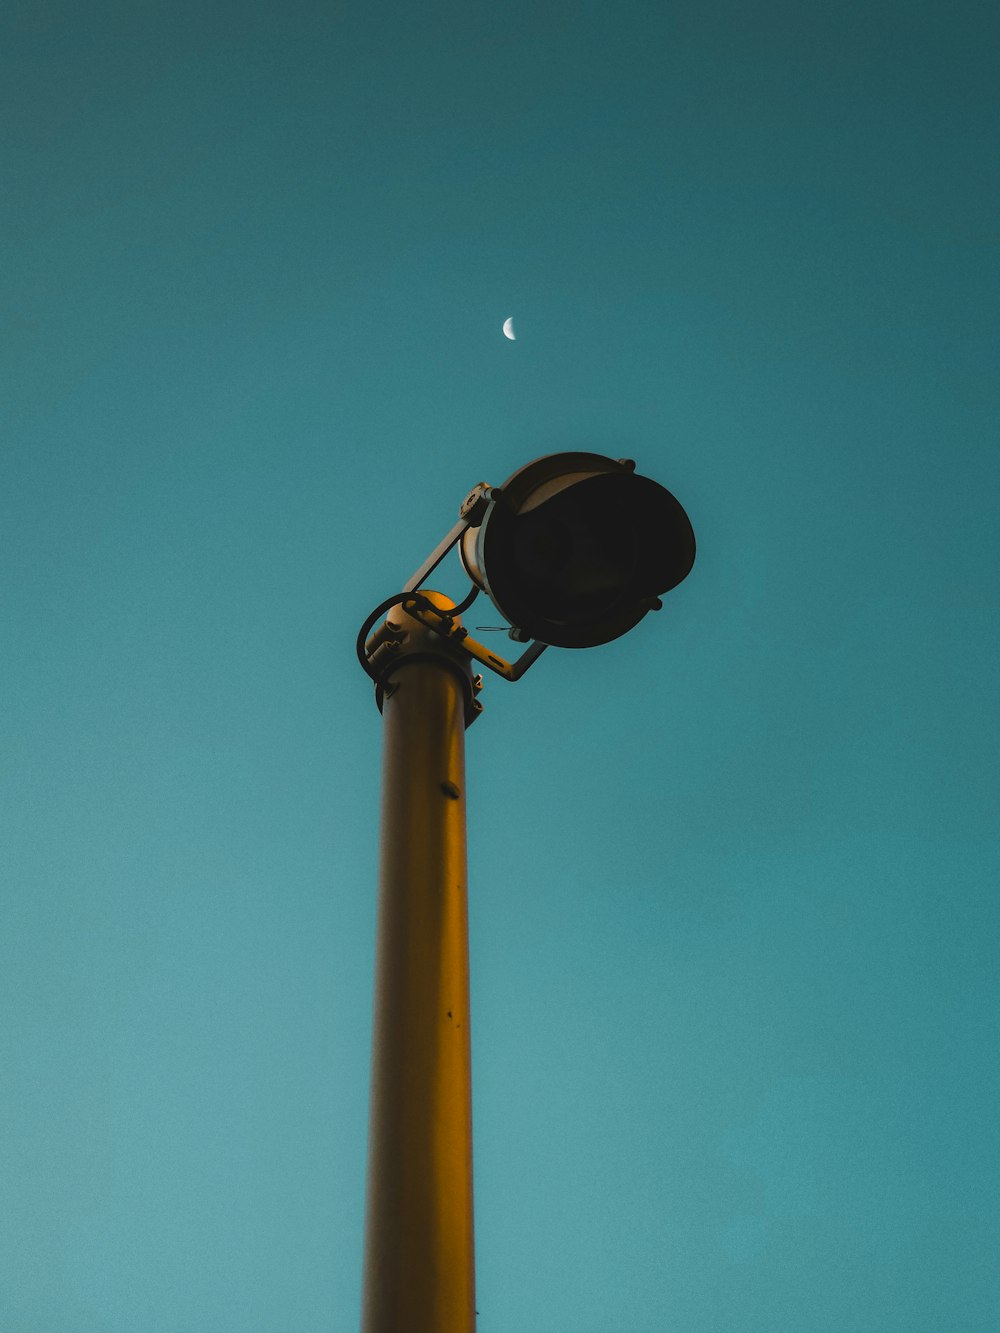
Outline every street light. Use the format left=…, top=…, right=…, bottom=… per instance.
left=460, top=452, right=695, bottom=649
left=357, top=452, right=695, bottom=1332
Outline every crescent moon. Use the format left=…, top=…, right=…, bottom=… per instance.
left=502, top=317, right=516, bottom=340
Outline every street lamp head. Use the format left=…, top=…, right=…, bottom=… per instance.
left=459, top=452, right=695, bottom=648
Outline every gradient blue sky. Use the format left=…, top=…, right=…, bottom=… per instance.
left=3, top=2, right=999, bottom=1329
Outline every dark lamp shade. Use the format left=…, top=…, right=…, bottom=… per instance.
left=460, top=454, right=695, bottom=648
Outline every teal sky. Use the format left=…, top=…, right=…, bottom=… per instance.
left=3, top=2, right=998, bottom=1328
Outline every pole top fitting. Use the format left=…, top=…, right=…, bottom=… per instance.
left=359, top=590, right=483, bottom=726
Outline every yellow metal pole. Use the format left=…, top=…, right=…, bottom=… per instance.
left=362, top=594, right=477, bottom=1333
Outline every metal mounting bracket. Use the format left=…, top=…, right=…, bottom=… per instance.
left=362, top=482, right=547, bottom=683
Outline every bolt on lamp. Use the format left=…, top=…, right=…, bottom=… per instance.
left=356, top=452, right=695, bottom=1332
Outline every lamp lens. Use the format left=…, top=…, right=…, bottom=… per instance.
left=507, top=475, right=638, bottom=621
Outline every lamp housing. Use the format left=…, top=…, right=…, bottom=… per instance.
left=459, top=452, right=695, bottom=649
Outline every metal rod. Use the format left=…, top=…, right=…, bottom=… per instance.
left=402, top=518, right=469, bottom=594
left=361, top=599, right=476, bottom=1333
